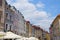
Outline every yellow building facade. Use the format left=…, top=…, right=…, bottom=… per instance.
left=25, top=21, right=32, bottom=37
left=45, top=32, right=50, bottom=40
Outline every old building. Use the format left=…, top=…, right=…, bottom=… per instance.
left=31, top=25, right=35, bottom=37
left=42, top=30, right=47, bottom=40
left=50, top=14, right=60, bottom=40
left=11, top=6, right=26, bottom=36
left=49, top=26, right=53, bottom=40
left=25, top=21, right=32, bottom=37
left=0, top=0, right=5, bottom=31
left=45, top=32, right=50, bottom=40
left=0, top=0, right=26, bottom=37
left=42, top=30, right=50, bottom=40
left=30, top=25, right=43, bottom=40
left=25, top=21, right=51, bottom=40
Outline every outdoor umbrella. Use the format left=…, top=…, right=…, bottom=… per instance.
left=29, top=37, right=39, bottom=40
left=3, top=31, right=22, bottom=39
left=20, top=37, right=29, bottom=40
left=0, top=31, right=5, bottom=39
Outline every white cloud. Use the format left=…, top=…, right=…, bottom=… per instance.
left=6, top=0, right=54, bottom=31
left=24, top=11, right=49, bottom=20
left=6, top=0, right=14, bottom=4
left=34, top=18, right=54, bottom=31
left=36, top=2, right=45, bottom=8
left=33, top=11, right=48, bottom=18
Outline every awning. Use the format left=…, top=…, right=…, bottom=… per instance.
left=3, top=32, right=22, bottom=39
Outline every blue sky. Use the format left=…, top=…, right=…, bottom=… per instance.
left=6, top=0, right=60, bottom=32
left=29, top=0, right=60, bottom=15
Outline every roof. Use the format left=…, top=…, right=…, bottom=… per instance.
left=26, top=21, right=30, bottom=23
left=50, top=14, right=60, bottom=29
left=52, top=14, right=60, bottom=24
left=32, top=25, right=43, bottom=31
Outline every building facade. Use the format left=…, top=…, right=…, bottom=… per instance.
left=11, top=6, right=26, bottom=36
left=30, top=25, right=43, bottom=40
left=0, top=0, right=26, bottom=36
left=31, top=25, right=35, bottom=37
left=42, top=30, right=47, bottom=40
left=0, top=0, right=5, bottom=31
left=50, top=14, right=60, bottom=40
left=49, top=26, right=53, bottom=40
left=42, top=30, right=50, bottom=40
left=25, top=21, right=32, bottom=37
left=25, top=21, right=51, bottom=40
left=25, top=21, right=43, bottom=40
left=45, top=32, right=50, bottom=40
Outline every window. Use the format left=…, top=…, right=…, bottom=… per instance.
left=0, top=16, right=1, bottom=21
left=0, top=11, right=2, bottom=21
left=0, top=14, right=1, bottom=20
left=7, top=8, right=8, bottom=9
left=10, top=25, right=12, bottom=31
left=10, top=15, right=12, bottom=21
left=0, top=0, right=2, bottom=6
left=5, top=24, right=8, bottom=31
left=6, top=13, right=8, bottom=18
